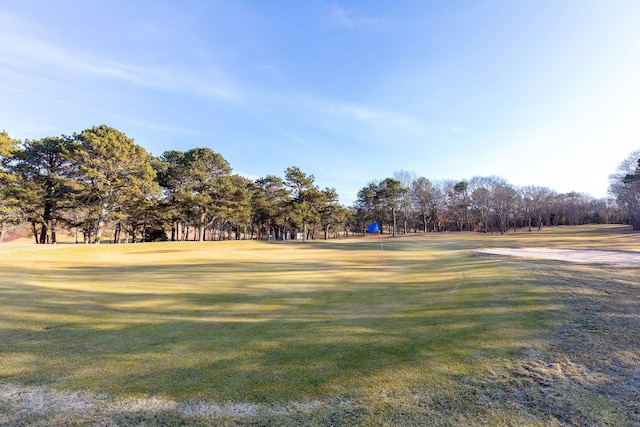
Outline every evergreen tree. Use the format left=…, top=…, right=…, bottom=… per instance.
left=14, top=136, right=79, bottom=243
left=215, top=174, right=252, bottom=240
left=252, top=175, right=289, bottom=240
left=157, top=147, right=231, bottom=241
left=377, top=177, right=406, bottom=236
left=284, top=166, right=318, bottom=240
left=410, top=177, right=436, bottom=233
left=320, top=187, right=340, bottom=240
left=0, top=131, right=21, bottom=243
left=74, top=125, right=159, bottom=243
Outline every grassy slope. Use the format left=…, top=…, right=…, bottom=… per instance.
left=1, top=225, right=638, bottom=425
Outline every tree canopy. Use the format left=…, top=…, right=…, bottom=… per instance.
left=0, top=125, right=634, bottom=243
left=610, top=151, right=640, bottom=230
left=0, top=131, right=21, bottom=242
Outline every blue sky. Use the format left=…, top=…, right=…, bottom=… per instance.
left=1, top=1, right=639, bottom=204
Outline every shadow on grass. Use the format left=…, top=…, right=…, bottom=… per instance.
left=467, top=261, right=640, bottom=426
left=3, top=226, right=639, bottom=425
left=0, top=251, right=569, bottom=404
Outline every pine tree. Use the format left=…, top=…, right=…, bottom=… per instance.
left=74, top=125, right=159, bottom=243
left=0, top=131, right=21, bottom=242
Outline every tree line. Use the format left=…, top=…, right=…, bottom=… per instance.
left=0, top=125, right=636, bottom=243
left=609, top=150, right=640, bottom=230
left=354, top=172, right=624, bottom=237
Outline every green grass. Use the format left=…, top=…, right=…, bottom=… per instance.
left=1, top=224, right=639, bottom=425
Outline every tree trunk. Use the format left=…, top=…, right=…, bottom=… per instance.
left=141, top=216, right=147, bottom=242
left=50, top=203, right=58, bottom=244
left=499, top=216, right=506, bottom=234
left=38, top=202, right=52, bottom=244
left=31, top=222, right=39, bottom=244
left=39, top=222, right=48, bottom=244
left=131, top=224, right=137, bottom=243
left=199, top=212, right=207, bottom=241
left=465, top=207, right=470, bottom=232
left=50, top=219, right=57, bottom=244
left=392, top=208, right=397, bottom=237
left=95, top=205, right=108, bottom=243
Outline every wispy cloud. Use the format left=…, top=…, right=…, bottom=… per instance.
left=327, top=5, right=384, bottom=29
left=0, top=14, right=242, bottom=103
left=322, top=99, right=425, bottom=132
left=327, top=103, right=378, bottom=120
left=255, top=92, right=439, bottom=152
left=255, top=63, right=277, bottom=72
left=104, top=113, right=206, bottom=137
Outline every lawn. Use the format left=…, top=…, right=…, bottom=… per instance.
left=1, top=225, right=639, bottom=426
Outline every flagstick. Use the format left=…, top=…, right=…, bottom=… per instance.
left=379, top=231, right=385, bottom=269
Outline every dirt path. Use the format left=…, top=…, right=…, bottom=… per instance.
left=479, top=248, right=640, bottom=265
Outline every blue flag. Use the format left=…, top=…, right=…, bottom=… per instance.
left=366, top=222, right=380, bottom=233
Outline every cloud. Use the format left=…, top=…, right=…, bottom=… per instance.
left=255, top=63, right=277, bottom=72
left=327, top=5, right=383, bottom=29
left=322, top=99, right=426, bottom=133
left=326, top=103, right=377, bottom=120
left=0, top=16, right=242, bottom=103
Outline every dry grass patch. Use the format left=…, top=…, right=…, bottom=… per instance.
left=471, top=261, right=640, bottom=426
left=1, top=225, right=639, bottom=425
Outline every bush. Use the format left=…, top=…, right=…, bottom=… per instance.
left=144, top=227, right=168, bottom=242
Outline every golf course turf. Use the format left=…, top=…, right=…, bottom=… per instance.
left=1, top=225, right=639, bottom=425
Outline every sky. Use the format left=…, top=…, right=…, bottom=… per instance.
left=1, top=1, right=639, bottom=205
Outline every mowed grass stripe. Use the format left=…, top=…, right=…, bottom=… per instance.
left=0, top=232, right=561, bottom=406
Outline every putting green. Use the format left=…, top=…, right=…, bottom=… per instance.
left=1, top=225, right=638, bottom=425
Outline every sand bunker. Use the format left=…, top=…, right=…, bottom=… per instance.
left=479, top=248, right=640, bottom=266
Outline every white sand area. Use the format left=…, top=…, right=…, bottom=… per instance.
left=479, top=248, right=640, bottom=265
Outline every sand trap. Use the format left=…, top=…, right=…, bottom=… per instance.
left=479, top=248, right=640, bottom=266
